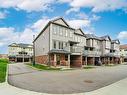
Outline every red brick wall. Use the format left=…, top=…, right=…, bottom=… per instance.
left=35, top=55, right=48, bottom=64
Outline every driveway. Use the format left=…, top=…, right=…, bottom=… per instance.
left=8, top=63, right=127, bottom=94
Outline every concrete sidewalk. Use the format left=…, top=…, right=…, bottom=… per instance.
left=0, top=77, right=127, bottom=95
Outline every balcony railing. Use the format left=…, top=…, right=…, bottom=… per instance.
left=105, top=52, right=120, bottom=57
left=64, top=46, right=83, bottom=53
left=83, top=50, right=101, bottom=57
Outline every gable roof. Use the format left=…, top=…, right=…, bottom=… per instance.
left=51, top=17, right=70, bottom=27
left=100, top=35, right=111, bottom=41
left=74, top=28, right=85, bottom=36
left=111, top=39, right=120, bottom=44
left=9, top=43, right=33, bottom=48
left=86, top=34, right=101, bottom=40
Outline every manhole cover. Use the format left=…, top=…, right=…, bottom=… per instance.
left=84, top=80, right=93, bottom=83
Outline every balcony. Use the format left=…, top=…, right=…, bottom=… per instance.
left=105, top=52, right=120, bottom=57
left=83, top=50, right=101, bottom=57
left=64, top=46, right=83, bottom=54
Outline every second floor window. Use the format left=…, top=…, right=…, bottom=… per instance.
left=53, top=26, right=57, bottom=34
left=65, top=29, right=68, bottom=37
left=60, top=27, right=63, bottom=36
left=53, top=41, right=56, bottom=49
left=58, top=42, right=63, bottom=49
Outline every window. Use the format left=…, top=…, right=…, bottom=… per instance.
left=78, top=37, right=80, bottom=42
left=59, top=42, right=61, bottom=49
left=58, top=41, right=64, bottom=49
left=53, top=41, right=56, bottom=49
left=61, top=42, right=63, bottom=49
left=57, top=26, right=60, bottom=35
left=53, top=25, right=57, bottom=34
left=59, top=27, right=63, bottom=36
left=80, top=38, right=82, bottom=42
left=70, top=30, right=73, bottom=38
left=65, top=29, right=68, bottom=37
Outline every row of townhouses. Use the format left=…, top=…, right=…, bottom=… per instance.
left=33, top=18, right=121, bottom=68
left=8, top=43, right=33, bottom=62
left=120, top=44, right=127, bottom=62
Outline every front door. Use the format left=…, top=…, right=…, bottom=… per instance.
left=56, top=54, right=60, bottom=65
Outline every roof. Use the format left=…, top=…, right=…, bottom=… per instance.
left=120, top=44, right=127, bottom=49
left=48, top=49, right=71, bottom=54
left=9, top=43, right=33, bottom=48
left=111, top=39, right=120, bottom=44
left=33, top=17, right=86, bottom=42
left=50, top=17, right=70, bottom=27
left=85, top=34, right=101, bottom=40
left=100, top=35, right=111, bottom=41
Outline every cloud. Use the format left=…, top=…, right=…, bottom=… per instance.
left=31, top=17, right=51, bottom=32
left=67, top=19, right=91, bottom=29
left=0, top=27, right=38, bottom=48
left=117, top=31, right=127, bottom=39
left=64, top=0, right=127, bottom=13
left=66, top=7, right=80, bottom=14
left=0, top=0, right=55, bottom=12
left=0, top=11, right=6, bottom=19
left=57, top=0, right=72, bottom=3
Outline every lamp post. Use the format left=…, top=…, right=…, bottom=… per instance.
left=33, top=35, right=35, bottom=66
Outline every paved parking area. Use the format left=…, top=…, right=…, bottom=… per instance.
left=8, top=63, right=127, bottom=94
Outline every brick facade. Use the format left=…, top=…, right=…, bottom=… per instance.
left=35, top=55, right=48, bottom=64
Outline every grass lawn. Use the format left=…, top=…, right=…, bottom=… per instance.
left=83, top=65, right=95, bottom=69
left=27, top=63, right=61, bottom=71
left=0, top=59, right=8, bottom=83
left=105, top=64, right=118, bottom=67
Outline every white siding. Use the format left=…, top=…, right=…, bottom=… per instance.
left=35, top=26, right=50, bottom=56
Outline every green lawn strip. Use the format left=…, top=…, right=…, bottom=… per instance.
left=105, top=64, right=118, bottom=67
left=0, top=59, right=8, bottom=83
left=27, top=63, right=61, bottom=71
left=83, top=65, right=95, bottom=69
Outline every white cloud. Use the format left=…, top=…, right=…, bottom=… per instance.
left=117, top=31, right=127, bottom=39
left=0, top=27, right=38, bottom=48
left=64, top=0, right=127, bottom=13
left=0, top=0, right=55, bottom=12
left=66, top=7, right=80, bottom=14
left=57, top=0, right=72, bottom=3
left=31, top=18, right=51, bottom=31
left=0, top=11, right=6, bottom=19
left=67, top=19, right=91, bottom=29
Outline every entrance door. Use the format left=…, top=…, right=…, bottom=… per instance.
left=56, top=54, right=60, bottom=65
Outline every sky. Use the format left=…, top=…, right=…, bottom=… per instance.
left=0, top=0, right=127, bottom=54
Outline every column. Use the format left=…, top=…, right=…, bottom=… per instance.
left=81, top=55, right=83, bottom=68
left=93, top=57, right=95, bottom=65
left=15, top=57, right=17, bottom=62
left=54, top=54, right=56, bottom=67
left=108, top=57, right=110, bottom=64
left=85, top=57, right=87, bottom=65
left=68, top=54, right=70, bottom=68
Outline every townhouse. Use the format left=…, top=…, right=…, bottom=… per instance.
left=34, top=17, right=120, bottom=68
left=120, top=44, right=127, bottom=62
left=8, top=43, right=33, bottom=62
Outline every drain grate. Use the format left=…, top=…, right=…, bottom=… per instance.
left=84, top=80, right=94, bottom=83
